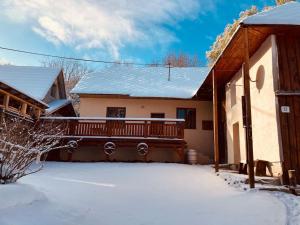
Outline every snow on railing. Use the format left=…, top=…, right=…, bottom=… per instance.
left=40, top=117, right=185, bottom=139
left=40, top=117, right=185, bottom=122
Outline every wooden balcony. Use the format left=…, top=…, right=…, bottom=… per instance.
left=41, top=117, right=186, bottom=162
left=41, top=117, right=185, bottom=140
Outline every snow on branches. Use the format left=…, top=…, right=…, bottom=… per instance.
left=0, top=117, right=75, bottom=184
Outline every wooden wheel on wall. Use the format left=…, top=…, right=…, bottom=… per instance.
left=104, top=142, right=116, bottom=155
left=137, top=142, right=149, bottom=156
left=67, top=140, right=78, bottom=150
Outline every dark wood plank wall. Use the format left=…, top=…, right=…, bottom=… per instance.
left=277, top=35, right=300, bottom=183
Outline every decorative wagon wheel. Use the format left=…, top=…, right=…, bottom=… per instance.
left=67, top=140, right=78, bottom=149
left=137, top=142, right=149, bottom=156
left=104, top=142, right=116, bottom=155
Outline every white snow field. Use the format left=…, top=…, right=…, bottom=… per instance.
left=0, top=163, right=288, bottom=225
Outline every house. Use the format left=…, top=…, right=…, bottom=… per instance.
left=198, top=2, right=300, bottom=184
left=0, top=65, right=76, bottom=118
left=55, top=65, right=214, bottom=163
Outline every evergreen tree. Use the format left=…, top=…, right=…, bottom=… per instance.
left=276, top=0, right=295, bottom=5
left=206, top=6, right=258, bottom=66
left=206, top=0, right=296, bottom=66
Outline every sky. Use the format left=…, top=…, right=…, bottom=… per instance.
left=0, top=0, right=278, bottom=68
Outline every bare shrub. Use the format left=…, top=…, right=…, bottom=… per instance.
left=0, top=117, right=75, bottom=184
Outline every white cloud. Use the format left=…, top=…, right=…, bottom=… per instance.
left=0, top=57, right=12, bottom=65
left=2, top=0, right=214, bottom=60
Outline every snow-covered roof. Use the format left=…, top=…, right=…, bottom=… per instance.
left=242, top=2, right=300, bottom=25
left=0, top=65, right=61, bottom=100
left=72, top=65, right=208, bottom=99
left=45, top=99, right=72, bottom=115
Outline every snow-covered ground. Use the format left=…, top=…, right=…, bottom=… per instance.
left=218, top=170, right=300, bottom=225
left=0, top=162, right=291, bottom=225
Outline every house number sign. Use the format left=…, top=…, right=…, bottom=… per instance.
left=281, top=106, right=290, bottom=113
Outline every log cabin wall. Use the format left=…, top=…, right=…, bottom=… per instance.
left=43, top=72, right=67, bottom=104
left=276, top=35, right=300, bottom=183
left=0, top=88, right=44, bottom=120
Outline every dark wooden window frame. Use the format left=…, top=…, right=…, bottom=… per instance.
left=51, top=83, right=58, bottom=98
left=150, top=113, right=165, bottom=119
left=106, top=107, right=126, bottom=118
left=176, top=108, right=196, bottom=129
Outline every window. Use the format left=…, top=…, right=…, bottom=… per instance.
left=8, top=97, right=22, bottom=111
left=151, top=113, right=165, bottom=119
left=106, top=107, right=126, bottom=118
left=176, top=108, right=196, bottom=129
left=231, top=82, right=237, bottom=107
left=51, top=83, right=58, bottom=98
left=202, top=120, right=213, bottom=130
left=150, top=113, right=165, bottom=136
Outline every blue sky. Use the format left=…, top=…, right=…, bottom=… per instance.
left=0, top=0, right=277, bottom=68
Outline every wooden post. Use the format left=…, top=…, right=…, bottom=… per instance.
left=107, top=120, right=112, bottom=137
left=176, top=147, right=185, bottom=163
left=243, top=27, right=255, bottom=188
left=35, top=109, right=41, bottom=119
left=144, top=121, right=148, bottom=138
left=213, top=69, right=219, bottom=172
left=21, top=103, right=27, bottom=116
left=4, top=94, right=9, bottom=110
left=288, top=170, right=297, bottom=187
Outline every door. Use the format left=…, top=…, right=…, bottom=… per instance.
left=232, top=122, right=241, bottom=164
left=278, top=96, right=300, bottom=183
left=150, top=113, right=165, bottom=136
left=106, top=107, right=126, bottom=136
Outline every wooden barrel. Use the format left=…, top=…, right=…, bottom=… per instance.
left=187, top=149, right=197, bottom=165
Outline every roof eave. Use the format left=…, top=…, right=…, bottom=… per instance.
left=76, top=93, right=195, bottom=100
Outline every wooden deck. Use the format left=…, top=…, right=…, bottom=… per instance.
left=41, top=117, right=186, bottom=162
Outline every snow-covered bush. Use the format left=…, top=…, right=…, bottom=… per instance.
left=0, top=117, right=74, bottom=184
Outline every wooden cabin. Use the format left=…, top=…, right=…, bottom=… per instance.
left=0, top=81, right=47, bottom=120
left=198, top=2, right=300, bottom=185
left=0, top=65, right=76, bottom=117
left=45, top=66, right=214, bottom=163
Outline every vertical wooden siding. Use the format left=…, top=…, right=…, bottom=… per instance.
left=277, top=35, right=300, bottom=91
left=277, top=35, right=300, bottom=183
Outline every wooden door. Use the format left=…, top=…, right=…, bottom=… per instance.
left=276, top=35, right=300, bottom=183
left=150, top=113, right=165, bottom=136
left=278, top=96, right=300, bottom=183
left=233, top=122, right=241, bottom=164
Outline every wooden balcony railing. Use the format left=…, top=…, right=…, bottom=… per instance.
left=40, top=117, right=185, bottom=140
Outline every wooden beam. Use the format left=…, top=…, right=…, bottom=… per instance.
left=4, top=94, right=9, bottom=110
left=21, top=103, right=27, bottom=115
left=243, top=27, right=255, bottom=188
left=213, top=69, right=219, bottom=173
left=35, top=109, right=41, bottom=119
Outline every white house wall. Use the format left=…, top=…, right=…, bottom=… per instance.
left=225, top=35, right=282, bottom=174
left=77, top=97, right=214, bottom=163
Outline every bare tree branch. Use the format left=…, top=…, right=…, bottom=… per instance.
left=0, top=117, right=76, bottom=184
left=41, top=57, right=93, bottom=113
